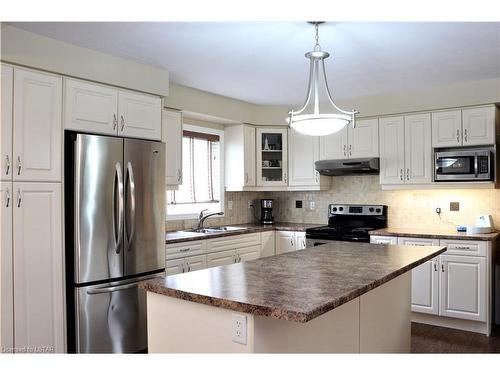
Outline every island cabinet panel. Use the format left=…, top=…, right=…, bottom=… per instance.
left=439, top=255, right=486, bottom=322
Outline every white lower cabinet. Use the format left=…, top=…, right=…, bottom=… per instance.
left=166, top=255, right=208, bottom=276
left=13, top=182, right=64, bottom=352
left=295, top=232, right=306, bottom=250
left=276, top=231, right=306, bottom=254
left=166, top=258, right=186, bottom=276
left=439, top=255, right=486, bottom=322
left=260, top=231, right=275, bottom=257
left=206, top=249, right=236, bottom=268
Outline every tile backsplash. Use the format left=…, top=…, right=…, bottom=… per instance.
left=167, top=176, right=500, bottom=232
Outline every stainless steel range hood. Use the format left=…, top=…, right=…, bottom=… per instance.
left=315, top=158, right=380, bottom=176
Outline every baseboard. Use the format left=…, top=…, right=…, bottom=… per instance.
left=412, top=312, right=490, bottom=336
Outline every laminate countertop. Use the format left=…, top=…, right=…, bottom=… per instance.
left=165, top=222, right=320, bottom=244
left=140, top=241, right=446, bottom=323
left=369, top=228, right=500, bottom=241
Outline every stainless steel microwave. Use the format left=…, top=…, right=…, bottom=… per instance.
left=435, top=148, right=493, bottom=182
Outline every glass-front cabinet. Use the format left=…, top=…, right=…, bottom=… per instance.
left=256, top=128, right=288, bottom=186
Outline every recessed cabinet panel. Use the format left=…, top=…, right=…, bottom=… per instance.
left=64, top=78, right=118, bottom=135
left=165, top=258, right=185, bottom=276
left=206, top=249, right=236, bottom=268
left=184, top=255, right=207, bottom=272
left=1, top=65, right=13, bottom=181
left=379, top=116, right=405, bottom=184
left=118, top=91, right=161, bottom=140
left=348, top=118, right=379, bottom=158
left=237, top=245, right=260, bottom=262
left=162, top=109, right=183, bottom=186
left=13, top=69, right=62, bottom=182
left=319, top=128, right=347, bottom=160
left=462, top=106, right=496, bottom=146
left=404, top=113, right=432, bottom=184
left=431, top=110, right=462, bottom=147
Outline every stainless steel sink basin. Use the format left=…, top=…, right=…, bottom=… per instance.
left=210, top=226, right=245, bottom=231
left=184, top=226, right=245, bottom=234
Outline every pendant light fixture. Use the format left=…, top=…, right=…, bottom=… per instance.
left=287, top=22, right=358, bottom=136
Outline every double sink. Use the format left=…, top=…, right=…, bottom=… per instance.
left=182, top=226, right=245, bottom=234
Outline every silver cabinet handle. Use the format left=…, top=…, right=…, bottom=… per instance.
left=349, top=144, right=352, bottom=156
left=245, top=172, right=249, bottom=184
left=343, top=144, right=347, bottom=157
left=464, top=128, right=468, bottom=142
left=315, top=171, right=319, bottom=183
left=433, top=261, right=437, bottom=272
left=120, top=115, right=125, bottom=131
left=5, top=155, right=10, bottom=176
left=113, top=162, right=124, bottom=254
left=177, top=169, right=182, bottom=182
left=17, top=156, right=21, bottom=175
left=86, top=282, right=139, bottom=295
left=5, top=187, right=10, bottom=208
left=453, top=245, right=473, bottom=250
left=186, top=262, right=191, bottom=272
left=399, top=169, right=403, bottom=181
left=441, top=263, right=445, bottom=272
left=125, top=161, right=136, bottom=251
left=284, top=172, right=287, bottom=183
left=179, top=248, right=190, bottom=252
left=456, top=129, right=460, bottom=143
left=17, top=188, right=21, bottom=208
left=234, top=255, right=238, bottom=263
left=113, top=114, right=118, bottom=130
left=181, top=264, right=185, bottom=273
left=406, top=168, right=410, bottom=181
left=302, top=238, right=306, bottom=248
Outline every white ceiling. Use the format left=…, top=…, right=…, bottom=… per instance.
left=10, top=22, right=500, bottom=106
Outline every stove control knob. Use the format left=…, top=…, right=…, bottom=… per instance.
left=332, top=207, right=337, bottom=212
left=339, top=207, right=344, bottom=211
left=369, top=207, right=374, bottom=212
left=375, top=208, right=381, bottom=213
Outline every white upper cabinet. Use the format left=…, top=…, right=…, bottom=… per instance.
left=225, top=124, right=256, bottom=190
left=462, top=106, right=496, bottom=146
left=1, top=65, right=13, bottom=181
left=13, top=68, right=62, bottom=182
left=348, top=118, right=379, bottom=158
left=64, top=78, right=118, bottom=135
left=319, top=127, right=347, bottom=160
left=431, top=110, right=462, bottom=147
left=162, top=109, right=183, bottom=186
left=288, top=128, right=324, bottom=187
left=439, top=254, right=486, bottom=322
left=379, top=116, right=405, bottom=184
left=256, top=128, right=288, bottom=187
left=13, top=182, right=64, bottom=352
left=64, top=78, right=162, bottom=141
left=0, top=181, right=13, bottom=349
left=404, top=113, right=432, bottom=184
left=118, top=90, right=161, bottom=140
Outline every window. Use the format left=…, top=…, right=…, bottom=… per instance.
left=167, top=125, right=224, bottom=219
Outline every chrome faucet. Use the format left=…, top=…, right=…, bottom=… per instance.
left=197, top=209, right=224, bottom=229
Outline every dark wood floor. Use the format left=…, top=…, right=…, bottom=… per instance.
left=411, top=322, right=500, bottom=353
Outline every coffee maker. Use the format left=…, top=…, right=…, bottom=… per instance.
left=260, top=199, right=274, bottom=224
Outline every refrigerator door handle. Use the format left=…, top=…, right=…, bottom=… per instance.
left=113, top=162, right=124, bottom=254
left=125, top=161, right=136, bottom=251
left=86, top=282, right=138, bottom=295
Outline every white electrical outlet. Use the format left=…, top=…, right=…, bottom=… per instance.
left=232, top=314, right=247, bottom=345
left=309, top=201, right=315, bottom=210
left=228, top=200, right=233, bottom=210
left=247, top=200, right=253, bottom=209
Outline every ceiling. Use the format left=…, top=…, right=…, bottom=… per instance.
left=10, top=22, right=500, bottom=106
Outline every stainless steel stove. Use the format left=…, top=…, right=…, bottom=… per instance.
left=306, top=204, right=387, bottom=247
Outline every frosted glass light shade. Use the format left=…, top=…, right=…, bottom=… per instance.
left=288, top=114, right=351, bottom=136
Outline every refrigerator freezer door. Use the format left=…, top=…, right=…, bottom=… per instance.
left=124, top=138, right=165, bottom=276
left=74, top=134, right=124, bottom=284
left=75, top=272, right=163, bottom=353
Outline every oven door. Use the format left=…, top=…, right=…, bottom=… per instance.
left=435, top=150, right=491, bottom=181
left=305, top=238, right=338, bottom=247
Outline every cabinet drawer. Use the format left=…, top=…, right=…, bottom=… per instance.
left=166, top=240, right=205, bottom=260
left=397, top=237, right=439, bottom=247
left=207, top=233, right=260, bottom=253
left=370, top=236, right=398, bottom=245
left=439, top=239, right=487, bottom=257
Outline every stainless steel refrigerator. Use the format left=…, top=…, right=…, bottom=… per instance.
left=64, top=132, right=165, bottom=353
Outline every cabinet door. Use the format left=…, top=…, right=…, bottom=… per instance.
left=462, top=106, right=496, bottom=146
left=166, top=258, right=185, bottom=276
left=379, top=116, right=405, bottom=184
left=0, top=182, right=13, bottom=349
left=118, top=90, right=161, bottom=140
left=1, top=65, right=13, bottom=181
left=243, top=125, right=256, bottom=186
left=431, top=110, right=462, bottom=147
left=288, top=128, right=320, bottom=186
left=319, top=127, right=347, bottom=160
left=206, top=249, right=236, bottom=268
left=237, top=245, right=260, bottom=263
left=184, top=255, right=207, bottom=273
left=162, top=109, right=183, bottom=185
left=397, top=237, right=439, bottom=315
left=370, top=236, right=398, bottom=245
left=256, top=128, right=288, bottom=186
left=348, top=118, right=379, bottom=158
left=64, top=78, right=118, bottom=135
left=404, top=113, right=432, bottom=184
left=275, top=231, right=296, bottom=254
left=260, top=231, right=275, bottom=257
left=13, top=68, right=62, bottom=182
left=13, top=182, right=64, bottom=352
left=294, top=232, right=306, bottom=250
left=440, top=255, right=486, bottom=322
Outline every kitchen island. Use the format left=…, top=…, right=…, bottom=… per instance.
left=140, top=241, right=446, bottom=353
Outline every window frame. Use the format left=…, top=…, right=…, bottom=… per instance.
left=166, top=124, right=225, bottom=221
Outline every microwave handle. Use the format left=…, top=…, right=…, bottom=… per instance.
left=474, top=153, right=478, bottom=178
